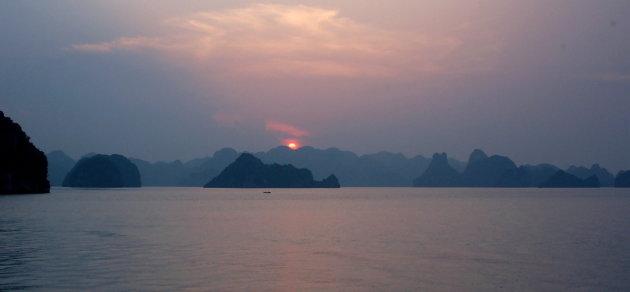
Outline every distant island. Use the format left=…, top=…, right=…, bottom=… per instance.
left=412, top=153, right=460, bottom=187
left=47, top=150, right=76, bottom=186
left=616, top=171, right=630, bottom=188
left=204, top=153, right=340, bottom=188
left=411, top=149, right=612, bottom=188
left=74, top=146, right=460, bottom=187
left=0, top=111, right=50, bottom=194
left=47, top=146, right=630, bottom=189
left=539, top=170, right=599, bottom=188
left=63, top=154, right=141, bottom=188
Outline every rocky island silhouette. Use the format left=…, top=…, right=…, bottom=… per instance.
left=0, top=111, right=49, bottom=194
left=2, top=109, right=629, bottom=191
left=204, top=153, right=340, bottom=188
left=63, top=154, right=141, bottom=188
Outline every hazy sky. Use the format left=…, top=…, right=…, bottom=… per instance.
left=1, top=0, right=629, bottom=171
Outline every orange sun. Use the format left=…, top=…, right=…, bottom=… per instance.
left=282, top=138, right=301, bottom=150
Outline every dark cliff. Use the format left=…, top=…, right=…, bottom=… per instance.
left=1, top=111, right=50, bottom=194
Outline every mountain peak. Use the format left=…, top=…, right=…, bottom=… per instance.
left=468, top=149, right=488, bottom=165
left=204, top=153, right=340, bottom=188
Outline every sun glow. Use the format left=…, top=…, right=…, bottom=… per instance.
left=281, top=137, right=303, bottom=150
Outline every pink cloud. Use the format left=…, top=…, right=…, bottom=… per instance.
left=71, top=43, right=114, bottom=53
left=70, top=37, right=181, bottom=53
left=69, top=4, right=498, bottom=77
left=265, top=120, right=311, bottom=137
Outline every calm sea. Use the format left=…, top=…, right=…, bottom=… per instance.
left=1, top=187, right=630, bottom=291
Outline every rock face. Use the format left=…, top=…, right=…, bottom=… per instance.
left=46, top=150, right=76, bottom=186
left=496, top=166, right=531, bottom=187
left=413, top=149, right=570, bottom=188
left=0, top=111, right=50, bottom=194
left=526, top=164, right=562, bottom=187
left=413, top=153, right=460, bottom=187
left=497, top=164, right=560, bottom=187
left=566, top=164, right=615, bottom=187
left=539, top=170, right=599, bottom=188
left=460, top=154, right=518, bottom=187
left=204, top=153, right=340, bottom=188
left=468, top=149, right=489, bottom=166
left=178, top=148, right=240, bottom=186
left=63, top=154, right=141, bottom=188
left=615, top=171, right=630, bottom=188
left=256, top=146, right=434, bottom=187
left=124, top=146, right=468, bottom=187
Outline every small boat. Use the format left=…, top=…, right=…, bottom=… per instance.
left=263, top=191, right=271, bottom=194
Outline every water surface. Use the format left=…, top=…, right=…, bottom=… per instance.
left=2, top=188, right=630, bottom=291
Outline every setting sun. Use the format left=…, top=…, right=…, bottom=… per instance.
left=282, top=138, right=301, bottom=150
left=3, top=1, right=629, bottom=291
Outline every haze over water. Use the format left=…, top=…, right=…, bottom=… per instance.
left=2, top=1, right=629, bottom=170
left=2, top=188, right=630, bottom=291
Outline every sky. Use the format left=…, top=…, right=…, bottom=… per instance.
left=1, top=0, right=629, bottom=171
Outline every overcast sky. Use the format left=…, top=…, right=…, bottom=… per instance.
left=1, top=0, right=629, bottom=171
